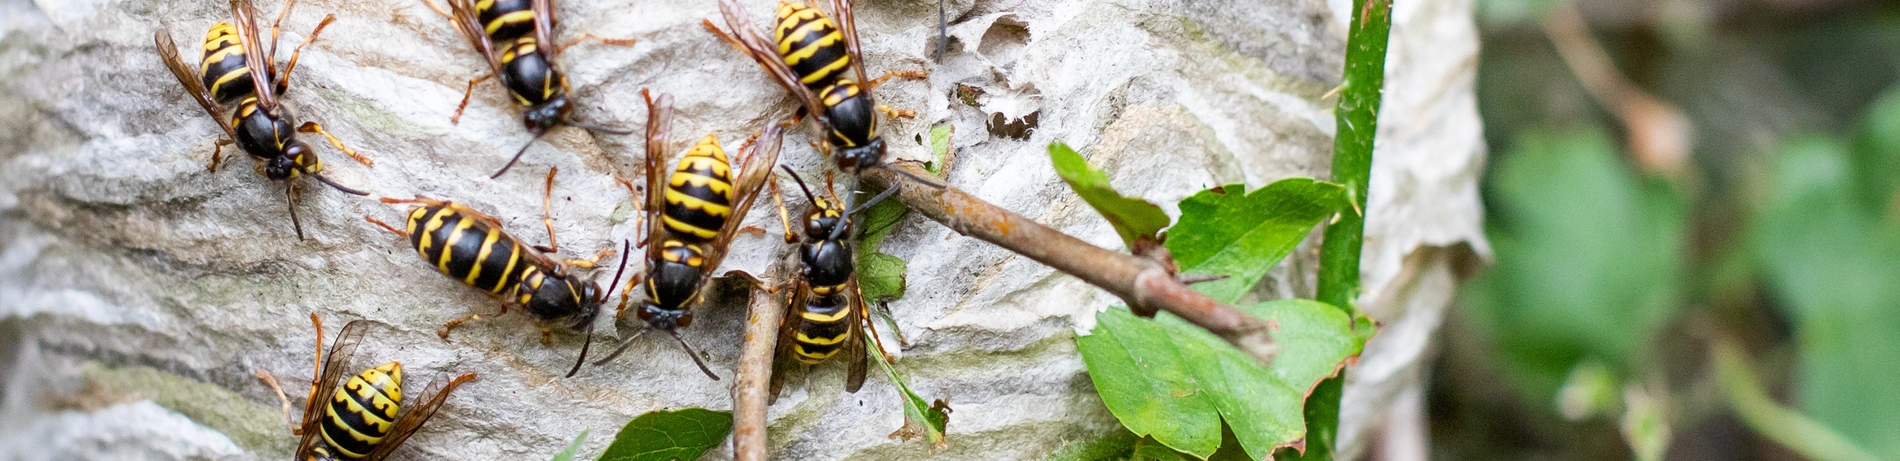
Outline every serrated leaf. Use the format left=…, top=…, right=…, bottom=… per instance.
left=1165, top=179, right=1349, bottom=304
left=858, top=252, right=907, bottom=303
left=1049, top=142, right=1171, bottom=249
left=867, top=334, right=949, bottom=452
left=596, top=408, right=731, bottom=461
left=1077, top=300, right=1365, bottom=459
left=551, top=429, right=589, bottom=461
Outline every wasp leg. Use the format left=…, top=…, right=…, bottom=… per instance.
left=877, top=105, right=916, bottom=120
left=539, top=323, right=554, bottom=346
left=267, top=0, right=302, bottom=61
left=439, top=308, right=502, bottom=339
left=207, top=138, right=236, bottom=172
left=451, top=74, right=494, bottom=125
left=380, top=195, right=449, bottom=207
left=564, top=247, right=613, bottom=269
left=364, top=216, right=407, bottom=237
left=864, top=70, right=929, bottom=89
left=422, top=0, right=450, bottom=17
left=555, top=33, right=638, bottom=54
left=541, top=167, right=561, bottom=253
left=296, top=122, right=374, bottom=167
left=768, top=176, right=799, bottom=244
left=254, top=370, right=303, bottom=435
left=275, top=14, right=335, bottom=96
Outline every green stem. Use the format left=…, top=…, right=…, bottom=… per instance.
left=1295, top=0, right=1392, bottom=459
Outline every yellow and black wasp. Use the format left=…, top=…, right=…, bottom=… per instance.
left=426, top=0, right=637, bottom=178
left=706, top=0, right=936, bottom=183
left=154, top=0, right=375, bottom=240
left=593, top=90, right=784, bottom=380
left=366, top=167, right=632, bottom=377
left=765, top=166, right=899, bottom=401
left=256, top=315, right=476, bottom=461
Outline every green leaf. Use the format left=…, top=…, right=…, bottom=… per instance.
left=1049, top=142, right=1172, bottom=249
left=596, top=408, right=732, bottom=461
left=1077, top=300, right=1366, bottom=459
left=1465, top=128, right=1685, bottom=398
left=1044, top=429, right=1140, bottom=461
left=551, top=429, right=590, bottom=461
left=928, top=123, right=954, bottom=174
left=1165, top=179, right=1349, bottom=304
left=1714, top=342, right=1881, bottom=461
left=857, top=251, right=907, bottom=303
left=1751, top=134, right=1900, bottom=458
left=867, top=334, right=950, bottom=452
left=1851, top=88, right=1900, bottom=213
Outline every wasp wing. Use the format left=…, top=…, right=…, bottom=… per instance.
left=768, top=276, right=808, bottom=403
left=364, top=372, right=478, bottom=460
left=710, top=0, right=829, bottom=118
left=445, top=0, right=507, bottom=80
left=230, top=0, right=278, bottom=111
left=293, top=319, right=369, bottom=460
left=531, top=0, right=556, bottom=56
left=844, top=280, right=868, bottom=392
left=825, top=0, right=874, bottom=88
left=643, top=91, right=674, bottom=264
left=154, top=30, right=237, bottom=139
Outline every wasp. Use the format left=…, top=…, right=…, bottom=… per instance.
left=764, top=166, right=898, bottom=401
left=256, top=315, right=477, bottom=461
left=155, top=0, right=375, bottom=240
left=593, top=90, right=784, bottom=380
left=366, top=167, right=632, bottom=377
left=426, top=0, right=637, bottom=179
left=707, top=0, right=938, bottom=186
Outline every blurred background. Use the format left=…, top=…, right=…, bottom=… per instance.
left=1431, top=0, right=1900, bottom=459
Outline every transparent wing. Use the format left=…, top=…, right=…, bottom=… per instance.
left=768, top=277, right=808, bottom=403
left=844, top=280, right=867, bottom=393
left=446, top=0, right=506, bottom=79
left=531, top=0, right=555, bottom=55
left=710, top=0, right=829, bottom=117
left=230, top=0, right=277, bottom=110
left=364, top=372, right=478, bottom=460
left=643, top=91, right=674, bottom=264
left=824, top=0, right=873, bottom=88
left=293, top=319, right=369, bottom=460
left=153, top=30, right=236, bottom=139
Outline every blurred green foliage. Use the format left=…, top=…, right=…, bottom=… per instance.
left=1445, top=0, right=1900, bottom=458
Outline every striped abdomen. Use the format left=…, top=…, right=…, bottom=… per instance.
left=405, top=204, right=531, bottom=297
left=319, top=362, right=404, bottom=460
left=790, top=293, right=853, bottom=364
left=198, top=21, right=258, bottom=105
left=773, top=1, right=851, bottom=90
left=661, top=135, right=735, bottom=242
left=474, top=0, right=536, bottom=44
left=818, top=80, right=876, bottom=149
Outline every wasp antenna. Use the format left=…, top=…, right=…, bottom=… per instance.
left=601, top=239, right=633, bottom=301
left=569, top=120, right=635, bottom=136
left=285, top=182, right=306, bottom=240
left=671, top=329, right=720, bottom=381
left=834, top=184, right=902, bottom=240
left=311, top=174, right=370, bottom=196
left=592, top=329, right=648, bottom=366
left=780, top=165, right=821, bottom=204
left=491, top=134, right=545, bottom=179
left=880, top=164, right=947, bottom=190
left=565, top=322, right=595, bottom=378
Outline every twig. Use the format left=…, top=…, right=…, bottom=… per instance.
left=731, top=281, right=783, bottom=461
left=1542, top=1, right=1691, bottom=177
left=860, top=164, right=1279, bottom=366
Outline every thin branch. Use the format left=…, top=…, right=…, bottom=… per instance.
left=731, top=282, right=782, bottom=461
left=860, top=164, right=1279, bottom=366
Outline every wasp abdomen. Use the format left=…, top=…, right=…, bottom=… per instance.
left=198, top=22, right=259, bottom=105
left=475, top=0, right=536, bottom=44
left=819, top=80, right=876, bottom=148
left=661, top=135, right=736, bottom=241
left=791, top=295, right=852, bottom=364
left=774, top=1, right=851, bottom=89
left=406, top=204, right=527, bottom=295
left=319, top=362, right=403, bottom=460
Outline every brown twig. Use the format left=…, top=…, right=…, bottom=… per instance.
left=731, top=280, right=783, bottom=461
left=860, top=164, right=1280, bottom=366
left=1542, top=2, right=1692, bottom=177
